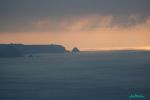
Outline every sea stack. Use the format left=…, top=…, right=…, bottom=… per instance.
left=71, top=47, right=80, bottom=53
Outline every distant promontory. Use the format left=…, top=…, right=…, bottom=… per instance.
left=0, top=44, right=67, bottom=58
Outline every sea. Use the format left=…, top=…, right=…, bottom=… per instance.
left=0, top=51, right=150, bottom=100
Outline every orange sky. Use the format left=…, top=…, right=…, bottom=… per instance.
left=0, top=16, right=150, bottom=51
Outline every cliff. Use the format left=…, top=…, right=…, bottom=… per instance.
left=0, top=44, right=24, bottom=57
left=0, top=44, right=67, bottom=57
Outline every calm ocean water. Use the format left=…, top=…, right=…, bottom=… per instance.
left=0, top=51, right=150, bottom=100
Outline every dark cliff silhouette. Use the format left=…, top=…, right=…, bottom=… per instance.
left=71, top=47, right=80, bottom=53
left=0, top=44, right=67, bottom=58
left=0, top=44, right=24, bottom=57
left=13, top=44, right=67, bottom=54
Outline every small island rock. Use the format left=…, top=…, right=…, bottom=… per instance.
left=71, top=47, right=80, bottom=53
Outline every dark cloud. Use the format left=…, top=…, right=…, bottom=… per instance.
left=0, top=0, right=150, bottom=33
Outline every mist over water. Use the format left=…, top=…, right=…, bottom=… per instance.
left=0, top=51, right=150, bottom=100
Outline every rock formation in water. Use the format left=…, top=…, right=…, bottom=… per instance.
left=71, top=47, right=80, bottom=53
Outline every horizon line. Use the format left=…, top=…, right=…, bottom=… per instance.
left=0, top=43, right=150, bottom=51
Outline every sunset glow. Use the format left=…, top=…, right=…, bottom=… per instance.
left=0, top=0, right=150, bottom=51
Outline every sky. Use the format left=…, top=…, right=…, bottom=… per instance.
left=0, top=0, right=150, bottom=50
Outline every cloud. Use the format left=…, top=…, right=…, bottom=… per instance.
left=4, top=14, right=148, bottom=33
left=0, top=16, right=150, bottom=49
left=60, top=15, right=113, bottom=31
left=0, top=0, right=150, bottom=33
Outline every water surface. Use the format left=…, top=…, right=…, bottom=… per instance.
left=0, top=51, right=150, bottom=100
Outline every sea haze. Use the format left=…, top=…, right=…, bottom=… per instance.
left=0, top=51, right=150, bottom=100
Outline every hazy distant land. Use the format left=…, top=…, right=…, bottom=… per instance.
left=1, top=44, right=150, bottom=58
left=0, top=44, right=67, bottom=57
